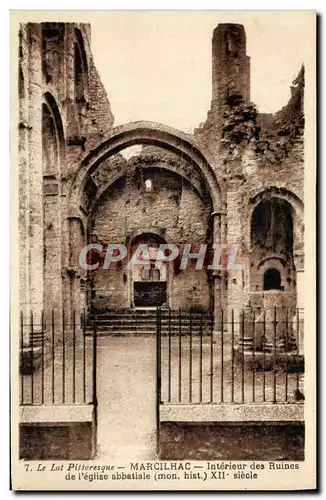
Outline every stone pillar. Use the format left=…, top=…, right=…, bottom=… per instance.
left=237, top=305, right=254, bottom=352
left=27, top=24, right=43, bottom=329
left=226, top=178, right=246, bottom=315
left=43, top=178, right=64, bottom=321
left=211, top=211, right=223, bottom=330
left=19, top=25, right=30, bottom=338
left=63, top=217, right=87, bottom=340
left=64, top=24, right=79, bottom=140
left=263, top=292, right=296, bottom=352
left=213, top=273, right=222, bottom=330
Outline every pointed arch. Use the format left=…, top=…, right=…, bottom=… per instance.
left=42, top=92, right=65, bottom=175
left=74, top=28, right=89, bottom=103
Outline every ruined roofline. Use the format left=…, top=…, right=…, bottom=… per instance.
left=257, top=64, right=305, bottom=137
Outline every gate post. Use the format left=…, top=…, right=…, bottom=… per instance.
left=156, top=306, right=162, bottom=456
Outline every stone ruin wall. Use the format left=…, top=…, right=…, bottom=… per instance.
left=18, top=21, right=305, bottom=319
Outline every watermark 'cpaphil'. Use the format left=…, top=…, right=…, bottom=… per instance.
left=79, top=243, right=244, bottom=271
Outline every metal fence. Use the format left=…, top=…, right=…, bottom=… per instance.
left=20, top=307, right=304, bottom=408
left=157, top=308, right=304, bottom=405
left=19, top=311, right=96, bottom=406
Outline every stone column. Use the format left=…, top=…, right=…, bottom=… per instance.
left=225, top=178, right=247, bottom=323
left=263, top=292, right=296, bottom=352
left=19, top=25, right=30, bottom=341
left=27, top=24, right=43, bottom=329
left=211, top=211, right=223, bottom=330
left=237, top=305, right=254, bottom=352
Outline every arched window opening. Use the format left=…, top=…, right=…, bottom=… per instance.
left=250, top=196, right=295, bottom=292
left=74, top=29, right=88, bottom=105
left=42, top=94, right=64, bottom=176
left=263, top=268, right=282, bottom=291
left=42, top=103, right=58, bottom=175
left=74, top=42, right=85, bottom=104
left=251, top=197, right=293, bottom=255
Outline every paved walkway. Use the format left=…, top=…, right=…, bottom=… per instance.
left=95, top=337, right=157, bottom=460
left=21, top=334, right=304, bottom=460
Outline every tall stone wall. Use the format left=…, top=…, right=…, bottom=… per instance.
left=18, top=21, right=305, bottom=322
left=18, top=22, right=114, bottom=321
left=194, top=24, right=305, bottom=314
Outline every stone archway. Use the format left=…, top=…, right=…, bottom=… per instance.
left=248, top=186, right=304, bottom=264
left=66, top=122, right=224, bottom=318
left=87, top=159, right=214, bottom=311
left=42, top=92, right=66, bottom=319
left=248, top=187, right=304, bottom=309
left=68, top=121, right=223, bottom=217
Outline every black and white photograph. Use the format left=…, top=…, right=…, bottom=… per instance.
left=10, top=10, right=316, bottom=491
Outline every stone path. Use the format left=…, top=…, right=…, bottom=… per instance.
left=21, top=334, right=304, bottom=460
left=95, top=336, right=157, bottom=460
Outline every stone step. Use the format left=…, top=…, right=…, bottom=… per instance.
left=88, top=309, right=211, bottom=318
left=28, top=332, right=47, bottom=347
left=86, top=324, right=211, bottom=333
left=87, top=316, right=212, bottom=324
left=85, top=318, right=212, bottom=326
left=86, top=329, right=212, bottom=337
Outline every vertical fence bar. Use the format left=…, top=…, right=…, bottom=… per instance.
left=83, top=310, right=86, bottom=404
left=220, top=308, right=224, bottom=403
left=72, top=310, right=76, bottom=404
left=263, top=309, right=266, bottom=402
left=51, top=309, right=55, bottom=405
left=189, top=310, right=192, bottom=403
left=156, top=307, right=162, bottom=454
left=231, top=309, right=234, bottom=403
left=273, top=307, right=277, bottom=404
left=168, top=308, right=171, bottom=403
left=62, top=309, right=65, bottom=404
left=199, top=312, right=203, bottom=403
left=252, top=309, right=255, bottom=403
left=92, top=317, right=98, bottom=405
left=296, top=308, right=300, bottom=392
left=20, top=311, right=23, bottom=405
left=241, top=309, right=245, bottom=403
left=285, top=308, right=288, bottom=402
left=210, top=310, right=213, bottom=403
left=92, top=316, right=98, bottom=452
left=41, top=310, right=44, bottom=405
left=30, top=311, right=34, bottom=405
left=178, top=309, right=182, bottom=403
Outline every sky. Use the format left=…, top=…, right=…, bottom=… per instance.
left=89, top=11, right=314, bottom=132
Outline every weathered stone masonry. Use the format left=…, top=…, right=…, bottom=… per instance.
left=19, top=22, right=305, bottom=331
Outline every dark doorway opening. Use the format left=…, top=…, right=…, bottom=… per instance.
left=134, top=281, right=167, bottom=307
left=263, top=268, right=282, bottom=290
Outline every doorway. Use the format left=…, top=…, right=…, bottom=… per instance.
left=130, top=233, right=168, bottom=308
left=133, top=264, right=167, bottom=307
